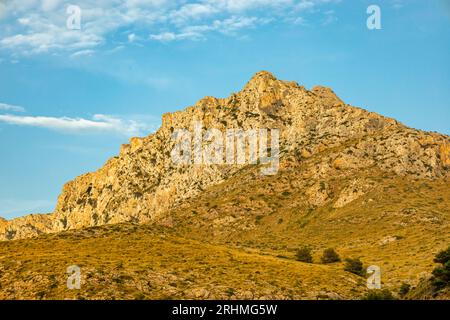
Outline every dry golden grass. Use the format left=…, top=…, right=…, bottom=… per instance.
left=0, top=224, right=366, bottom=300
left=164, top=163, right=450, bottom=294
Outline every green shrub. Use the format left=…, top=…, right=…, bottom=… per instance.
left=362, top=289, right=396, bottom=300
left=321, top=248, right=341, bottom=264
left=344, top=258, right=365, bottom=276
left=295, top=246, right=313, bottom=263
left=226, top=287, right=235, bottom=297
left=431, top=245, right=450, bottom=290
left=399, top=283, right=411, bottom=297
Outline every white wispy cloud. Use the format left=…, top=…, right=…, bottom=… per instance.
left=41, top=0, right=62, bottom=12
left=0, top=113, right=157, bottom=136
left=150, top=31, right=199, bottom=42
left=150, top=16, right=268, bottom=41
left=128, top=33, right=137, bottom=42
left=70, top=49, right=95, bottom=58
left=0, top=102, right=25, bottom=112
left=169, top=3, right=219, bottom=24
left=322, top=10, right=337, bottom=26
left=0, top=0, right=341, bottom=55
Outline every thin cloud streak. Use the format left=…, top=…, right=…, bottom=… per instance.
left=0, top=113, right=157, bottom=137
left=0, top=102, right=25, bottom=112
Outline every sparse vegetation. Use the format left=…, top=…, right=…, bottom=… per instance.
left=361, top=289, right=396, bottom=300
left=295, top=246, right=313, bottom=263
left=431, top=245, right=450, bottom=290
left=399, top=283, right=411, bottom=297
left=0, top=223, right=368, bottom=300
left=225, top=287, right=235, bottom=297
left=344, top=258, right=365, bottom=276
left=321, top=248, right=341, bottom=264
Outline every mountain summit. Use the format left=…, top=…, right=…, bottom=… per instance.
left=1, top=71, right=449, bottom=240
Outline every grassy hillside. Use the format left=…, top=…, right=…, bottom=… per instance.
left=0, top=149, right=448, bottom=300
left=159, top=159, right=450, bottom=293
left=0, top=223, right=367, bottom=300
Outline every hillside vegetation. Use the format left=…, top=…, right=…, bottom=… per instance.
left=0, top=71, right=449, bottom=299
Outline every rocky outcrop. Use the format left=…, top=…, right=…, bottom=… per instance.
left=333, top=178, right=375, bottom=209
left=1, top=71, right=449, bottom=240
left=440, top=143, right=450, bottom=167
left=0, top=214, right=52, bottom=240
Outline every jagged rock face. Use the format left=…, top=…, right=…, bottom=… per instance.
left=0, top=214, right=52, bottom=240
left=1, top=71, right=449, bottom=240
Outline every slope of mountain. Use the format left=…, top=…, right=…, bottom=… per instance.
left=1, top=71, right=449, bottom=241
left=159, top=163, right=450, bottom=291
left=0, top=223, right=368, bottom=300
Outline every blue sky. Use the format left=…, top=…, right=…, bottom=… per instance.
left=0, top=0, right=449, bottom=219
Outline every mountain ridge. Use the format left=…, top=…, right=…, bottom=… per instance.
left=1, top=71, right=449, bottom=241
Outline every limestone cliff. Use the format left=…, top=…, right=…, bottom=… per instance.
left=0, top=214, right=52, bottom=240
left=1, top=71, right=449, bottom=240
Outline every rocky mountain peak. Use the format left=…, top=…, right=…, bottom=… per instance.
left=243, top=70, right=278, bottom=91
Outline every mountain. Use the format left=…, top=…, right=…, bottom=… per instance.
left=1, top=71, right=449, bottom=240
left=0, top=71, right=449, bottom=299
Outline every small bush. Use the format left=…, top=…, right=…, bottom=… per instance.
left=321, top=248, right=341, bottom=264
left=134, top=292, right=146, bottom=300
left=399, top=283, right=411, bottom=297
left=431, top=245, right=450, bottom=290
left=226, top=287, right=235, bottom=297
left=295, top=246, right=313, bottom=263
left=344, top=258, right=365, bottom=276
left=362, top=289, right=396, bottom=300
